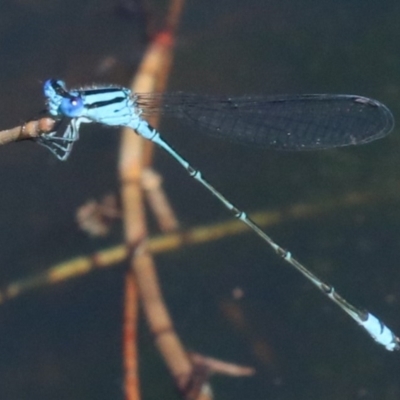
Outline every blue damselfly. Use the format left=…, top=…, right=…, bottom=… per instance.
left=37, top=79, right=398, bottom=351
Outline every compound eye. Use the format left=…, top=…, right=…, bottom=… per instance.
left=60, top=96, right=84, bottom=117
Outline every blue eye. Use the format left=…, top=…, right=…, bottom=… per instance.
left=60, top=96, right=84, bottom=117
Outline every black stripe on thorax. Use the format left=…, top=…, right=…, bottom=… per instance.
left=85, top=96, right=127, bottom=109
left=83, top=87, right=123, bottom=96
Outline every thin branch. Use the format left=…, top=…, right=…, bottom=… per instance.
left=118, top=0, right=194, bottom=398
left=0, top=189, right=388, bottom=304
left=189, top=352, right=255, bottom=377
left=0, top=117, right=57, bottom=146
left=123, top=271, right=140, bottom=400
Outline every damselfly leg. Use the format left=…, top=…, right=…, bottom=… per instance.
left=35, top=117, right=82, bottom=161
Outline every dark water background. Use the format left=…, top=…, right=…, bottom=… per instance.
left=0, top=0, right=400, bottom=399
